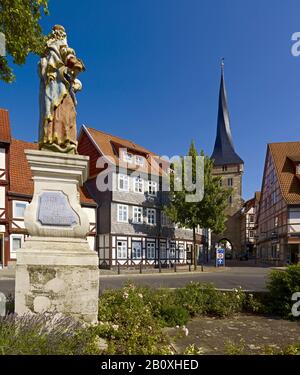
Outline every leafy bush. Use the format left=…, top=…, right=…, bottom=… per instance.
left=159, top=305, right=189, bottom=327
left=266, top=264, right=300, bottom=318
left=243, top=292, right=268, bottom=314
left=183, top=344, right=204, bottom=355
left=97, top=283, right=172, bottom=354
left=224, top=339, right=246, bottom=355
left=173, top=282, right=246, bottom=317
left=0, top=313, right=100, bottom=355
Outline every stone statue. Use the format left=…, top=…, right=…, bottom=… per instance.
left=38, top=25, right=85, bottom=154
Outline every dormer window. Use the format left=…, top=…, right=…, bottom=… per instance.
left=135, top=155, right=144, bottom=166
left=123, top=151, right=133, bottom=163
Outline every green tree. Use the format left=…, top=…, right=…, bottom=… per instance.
left=0, top=0, right=49, bottom=82
left=164, top=141, right=231, bottom=269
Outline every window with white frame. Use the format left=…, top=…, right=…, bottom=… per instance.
left=135, top=155, right=144, bottom=166
left=133, top=177, right=144, bottom=194
left=118, top=174, right=129, bottom=192
left=178, top=243, right=184, bottom=259
left=132, top=241, right=142, bottom=259
left=13, top=201, right=28, bottom=218
left=249, top=214, right=255, bottom=223
left=146, top=242, right=155, bottom=259
left=117, top=204, right=128, bottom=222
left=123, top=151, right=133, bottom=163
left=160, top=242, right=167, bottom=259
left=148, top=181, right=158, bottom=196
left=169, top=242, right=176, bottom=258
left=10, top=234, right=23, bottom=259
left=133, top=206, right=143, bottom=223
left=147, top=208, right=156, bottom=225
left=117, top=240, right=127, bottom=259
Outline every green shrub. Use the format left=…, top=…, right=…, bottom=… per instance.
left=183, top=344, right=205, bottom=355
left=97, top=283, right=172, bottom=354
left=266, top=264, right=300, bottom=318
left=174, top=282, right=245, bottom=317
left=0, top=313, right=100, bottom=355
left=243, top=292, right=268, bottom=314
left=174, top=282, right=217, bottom=316
left=159, top=305, right=189, bottom=327
left=224, top=339, right=246, bottom=355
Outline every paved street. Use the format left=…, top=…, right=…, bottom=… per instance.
left=0, top=267, right=272, bottom=297
left=99, top=267, right=271, bottom=292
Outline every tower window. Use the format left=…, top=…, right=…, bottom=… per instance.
left=228, top=178, right=233, bottom=186
left=222, top=165, right=227, bottom=172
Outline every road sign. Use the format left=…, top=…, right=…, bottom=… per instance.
left=216, top=248, right=225, bottom=267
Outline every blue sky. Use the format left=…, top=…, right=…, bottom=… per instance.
left=1, top=0, right=300, bottom=200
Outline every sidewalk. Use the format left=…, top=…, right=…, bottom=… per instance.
left=99, top=264, right=230, bottom=277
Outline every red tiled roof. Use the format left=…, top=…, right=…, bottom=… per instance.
left=0, top=109, right=11, bottom=143
left=84, top=127, right=168, bottom=176
left=9, top=138, right=95, bottom=205
left=269, top=142, right=300, bottom=205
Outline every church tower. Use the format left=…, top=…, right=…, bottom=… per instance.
left=211, top=60, right=244, bottom=256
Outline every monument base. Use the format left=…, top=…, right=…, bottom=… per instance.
left=15, top=150, right=99, bottom=324
left=15, top=238, right=99, bottom=323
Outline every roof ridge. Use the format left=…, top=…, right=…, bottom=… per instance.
left=86, top=126, right=137, bottom=146
left=86, top=126, right=155, bottom=155
left=269, top=141, right=300, bottom=146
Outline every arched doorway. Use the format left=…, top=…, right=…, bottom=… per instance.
left=217, top=238, right=233, bottom=260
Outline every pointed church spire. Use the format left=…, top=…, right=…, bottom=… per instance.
left=211, top=60, right=243, bottom=166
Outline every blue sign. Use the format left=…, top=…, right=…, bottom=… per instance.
left=216, top=248, right=225, bottom=267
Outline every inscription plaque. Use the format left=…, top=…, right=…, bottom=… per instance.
left=38, top=191, right=79, bottom=227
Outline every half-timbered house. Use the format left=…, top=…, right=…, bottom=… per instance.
left=240, top=191, right=260, bottom=257
left=257, top=142, right=300, bottom=265
left=78, top=125, right=205, bottom=269
left=0, top=109, right=11, bottom=268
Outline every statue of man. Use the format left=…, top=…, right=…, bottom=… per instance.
left=38, top=25, right=85, bottom=154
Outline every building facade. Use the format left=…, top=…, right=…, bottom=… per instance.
left=240, top=191, right=260, bottom=256
left=210, top=64, right=244, bottom=257
left=0, top=109, right=11, bottom=268
left=257, top=142, right=300, bottom=265
left=78, top=125, right=205, bottom=269
left=0, top=109, right=97, bottom=267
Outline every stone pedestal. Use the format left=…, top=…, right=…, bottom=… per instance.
left=15, top=150, right=99, bottom=323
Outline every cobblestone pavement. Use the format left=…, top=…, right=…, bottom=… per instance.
left=168, top=314, right=300, bottom=354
